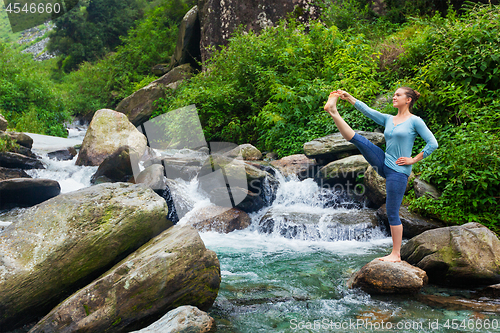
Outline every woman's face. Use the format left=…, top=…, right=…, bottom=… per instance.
left=392, top=88, right=411, bottom=109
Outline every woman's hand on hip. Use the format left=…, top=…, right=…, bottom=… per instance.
left=396, top=157, right=415, bottom=165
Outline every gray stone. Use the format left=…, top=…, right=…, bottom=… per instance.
left=304, top=130, right=384, bottom=164
left=0, top=152, right=44, bottom=169
left=270, top=154, right=316, bottom=179
left=90, top=146, right=134, bottom=184
left=30, top=224, right=220, bottom=333
left=224, top=143, right=262, bottom=161
left=0, top=178, right=60, bottom=209
left=347, top=259, right=428, bottom=294
left=0, top=167, right=30, bottom=181
left=151, top=63, right=170, bottom=76
left=188, top=205, right=251, bottom=233
left=0, top=183, right=171, bottom=330
left=0, top=114, right=7, bottom=131
left=129, top=305, right=215, bottom=333
left=401, top=222, right=500, bottom=286
left=136, top=164, right=166, bottom=190
left=317, top=154, right=369, bottom=182
left=76, top=109, right=147, bottom=166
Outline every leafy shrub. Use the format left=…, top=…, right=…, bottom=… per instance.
left=0, top=43, right=70, bottom=136
left=0, top=135, right=20, bottom=153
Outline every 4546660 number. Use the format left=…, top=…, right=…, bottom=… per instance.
left=5, top=2, right=61, bottom=14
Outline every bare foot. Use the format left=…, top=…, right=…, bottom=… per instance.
left=377, top=253, right=401, bottom=262
left=324, top=91, right=340, bottom=116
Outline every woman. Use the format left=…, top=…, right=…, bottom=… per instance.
left=324, top=87, right=438, bottom=262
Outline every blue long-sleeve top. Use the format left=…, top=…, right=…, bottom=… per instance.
left=354, top=100, right=438, bottom=177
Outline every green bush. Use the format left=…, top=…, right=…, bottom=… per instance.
left=0, top=43, right=70, bottom=136
left=0, top=135, right=20, bottom=153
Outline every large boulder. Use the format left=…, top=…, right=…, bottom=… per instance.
left=270, top=154, right=316, bottom=179
left=75, top=109, right=147, bottom=166
left=401, top=222, right=500, bottom=286
left=116, top=64, right=194, bottom=127
left=304, top=131, right=384, bottom=164
left=170, top=6, right=201, bottom=69
left=224, top=143, right=262, bottom=161
left=136, top=164, right=166, bottom=190
left=347, top=259, right=428, bottom=294
left=187, top=205, right=251, bottom=233
left=317, top=155, right=369, bottom=188
left=0, top=183, right=172, bottom=330
left=90, top=146, right=134, bottom=184
left=0, top=178, right=60, bottom=209
left=0, top=131, right=34, bottom=149
left=376, top=204, right=446, bottom=238
left=198, top=0, right=320, bottom=63
left=0, top=167, right=30, bottom=181
left=30, top=224, right=220, bottom=333
left=129, top=306, right=215, bottom=333
left=0, top=151, right=44, bottom=169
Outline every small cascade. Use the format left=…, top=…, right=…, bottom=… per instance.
left=249, top=170, right=385, bottom=242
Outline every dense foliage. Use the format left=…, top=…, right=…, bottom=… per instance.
left=58, top=0, right=194, bottom=117
left=47, top=0, right=154, bottom=72
left=0, top=43, right=70, bottom=136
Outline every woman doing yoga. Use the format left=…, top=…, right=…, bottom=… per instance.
left=324, top=87, right=438, bottom=262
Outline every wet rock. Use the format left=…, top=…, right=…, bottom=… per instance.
left=270, top=154, right=316, bottom=179
left=47, top=147, right=77, bottom=161
left=0, top=152, right=44, bottom=169
left=304, top=131, right=384, bottom=164
left=208, top=186, right=265, bottom=213
left=188, top=205, right=251, bottom=233
left=317, top=154, right=369, bottom=185
left=376, top=204, right=446, bottom=238
left=170, top=6, right=201, bottom=69
left=4, top=132, right=33, bottom=149
left=0, top=167, right=30, bottom=181
left=0, top=178, right=60, bottom=209
left=0, top=114, right=7, bottom=131
left=76, top=109, right=147, bottom=166
left=401, top=222, right=500, bottom=287
left=90, top=146, right=134, bottom=184
left=30, top=224, right=220, bottom=333
left=414, top=177, right=442, bottom=199
left=224, top=143, right=262, bottom=161
left=0, top=183, right=172, bottom=330
left=144, top=156, right=202, bottom=181
left=116, top=64, right=194, bottom=127
left=475, top=283, right=500, bottom=298
left=417, top=294, right=500, bottom=313
left=129, top=305, right=215, bottom=333
left=347, top=259, right=428, bottom=294
left=136, top=164, right=166, bottom=190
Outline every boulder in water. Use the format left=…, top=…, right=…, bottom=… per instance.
left=347, top=259, right=428, bottom=294
left=401, top=222, right=500, bottom=286
left=30, top=224, right=220, bottom=333
left=0, top=183, right=172, bottom=330
left=0, top=167, right=30, bottom=181
left=0, top=178, right=60, bottom=209
left=224, top=143, right=262, bottom=161
left=75, top=109, right=147, bottom=166
left=47, top=147, right=77, bottom=161
left=270, top=154, right=316, bottom=179
left=0, top=151, right=44, bottom=169
left=129, top=305, right=215, bottom=333
left=90, top=146, right=135, bottom=184
left=136, top=164, right=166, bottom=190
left=417, top=294, right=500, bottom=313
left=188, top=205, right=251, bottom=233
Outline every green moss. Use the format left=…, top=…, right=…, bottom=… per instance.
left=437, top=245, right=458, bottom=268
left=112, top=317, right=122, bottom=326
left=83, top=304, right=90, bottom=316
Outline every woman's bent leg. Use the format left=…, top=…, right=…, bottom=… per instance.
left=378, top=165, right=409, bottom=262
left=348, top=133, right=386, bottom=178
